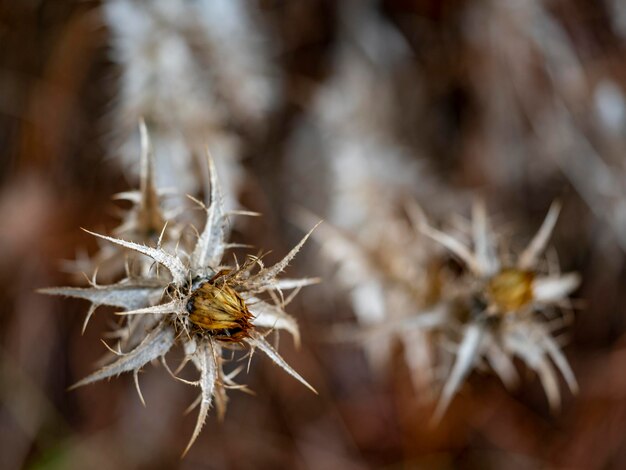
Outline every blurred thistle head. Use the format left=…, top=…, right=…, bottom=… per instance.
left=314, top=198, right=581, bottom=422
left=40, top=145, right=319, bottom=456
left=413, top=200, right=581, bottom=420
left=416, top=200, right=580, bottom=315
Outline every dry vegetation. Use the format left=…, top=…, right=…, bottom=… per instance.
left=2, top=1, right=626, bottom=469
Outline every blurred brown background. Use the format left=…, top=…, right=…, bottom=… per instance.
left=2, top=0, right=626, bottom=469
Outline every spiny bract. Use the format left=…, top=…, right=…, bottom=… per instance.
left=41, top=145, right=319, bottom=456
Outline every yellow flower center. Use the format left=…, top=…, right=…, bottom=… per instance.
left=187, top=278, right=253, bottom=342
left=487, top=268, right=535, bottom=312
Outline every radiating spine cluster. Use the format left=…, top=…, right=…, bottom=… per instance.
left=41, top=127, right=318, bottom=455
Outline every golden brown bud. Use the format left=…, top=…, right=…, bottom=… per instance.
left=187, top=276, right=253, bottom=342
left=487, top=268, right=535, bottom=312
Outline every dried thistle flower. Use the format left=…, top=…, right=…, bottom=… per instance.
left=314, top=198, right=580, bottom=421
left=413, top=200, right=580, bottom=419
left=41, top=154, right=318, bottom=455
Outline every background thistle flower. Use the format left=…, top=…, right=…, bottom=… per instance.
left=415, top=200, right=580, bottom=419
left=311, top=199, right=580, bottom=422
left=41, top=154, right=319, bottom=455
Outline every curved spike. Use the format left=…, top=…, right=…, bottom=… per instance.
left=472, top=199, right=499, bottom=276
left=519, top=201, right=561, bottom=270
left=432, top=323, right=484, bottom=423
left=191, top=151, right=227, bottom=270
left=421, top=222, right=480, bottom=275
left=138, top=118, right=152, bottom=202
left=265, top=277, right=321, bottom=292
left=133, top=369, right=146, bottom=407
left=537, top=327, right=578, bottom=394
left=183, top=340, right=218, bottom=457
left=135, top=119, right=166, bottom=232
left=250, top=223, right=321, bottom=289
left=81, top=304, right=98, bottom=335
left=503, top=323, right=564, bottom=411
left=245, top=332, right=317, bottom=394
left=114, top=299, right=182, bottom=316
left=484, top=334, right=519, bottom=390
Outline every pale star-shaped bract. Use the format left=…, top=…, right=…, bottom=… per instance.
left=41, top=153, right=319, bottom=456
